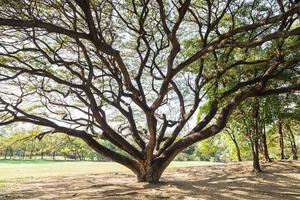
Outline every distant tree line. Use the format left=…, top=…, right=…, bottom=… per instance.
left=0, top=129, right=109, bottom=161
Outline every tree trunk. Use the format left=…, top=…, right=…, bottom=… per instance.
left=235, top=141, right=242, bottom=162
left=261, top=122, right=271, bottom=162
left=9, top=147, right=13, bottom=159
left=137, top=171, right=160, bottom=183
left=288, top=132, right=298, bottom=160
left=76, top=151, right=82, bottom=161
left=136, top=162, right=164, bottom=183
left=29, top=151, right=33, bottom=159
left=291, top=139, right=298, bottom=160
left=81, top=132, right=170, bottom=183
left=41, top=152, right=44, bottom=159
left=278, top=121, right=285, bottom=160
left=4, top=147, right=9, bottom=159
left=252, top=98, right=262, bottom=172
left=23, top=148, right=26, bottom=159
left=18, top=150, right=21, bottom=160
left=227, top=131, right=242, bottom=161
left=251, top=136, right=262, bottom=172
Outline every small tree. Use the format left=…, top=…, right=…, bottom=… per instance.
left=0, top=0, right=300, bottom=182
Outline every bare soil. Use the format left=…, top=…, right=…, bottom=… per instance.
left=1, top=160, right=299, bottom=200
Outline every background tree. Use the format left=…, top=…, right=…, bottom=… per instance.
left=0, top=0, right=300, bottom=182
left=0, top=128, right=102, bottom=160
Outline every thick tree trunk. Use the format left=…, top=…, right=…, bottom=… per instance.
left=136, top=169, right=161, bottom=183
left=135, top=161, right=165, bottom=183
left=251, top=137, right=262, bottom=172
left=278, top=121, right=285, bottom=160
left=261, top=122, right=271, bottom=162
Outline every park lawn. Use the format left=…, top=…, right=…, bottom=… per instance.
left=0, top=160, right=220, bottom=183
left=2, top=160, right=299, bottom=200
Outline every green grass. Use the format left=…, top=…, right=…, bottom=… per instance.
left=0, top=159, right=81, bottom=164
left=0, top=159, right=220, bottom=183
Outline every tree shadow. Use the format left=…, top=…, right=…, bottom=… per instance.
left=2, top=160, right=299, bottom=200
left=160, top=160, right=300, bottom=200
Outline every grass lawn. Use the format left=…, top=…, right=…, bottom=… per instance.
left=2, top=160, right=299, bottom=200
left=0, top=160, right=220, bottom=183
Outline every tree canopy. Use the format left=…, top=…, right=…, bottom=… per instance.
left=0, top=0, right=299, bottom=182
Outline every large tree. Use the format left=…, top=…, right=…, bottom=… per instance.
left=0, top=0, right=300, bottom=182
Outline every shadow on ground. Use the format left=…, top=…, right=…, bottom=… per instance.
left=1, top=160, right=299, bottom=200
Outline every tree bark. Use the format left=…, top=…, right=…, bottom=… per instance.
left=227, top=130, right=242, bottom=161
left=251, top=137, right=262, bottom=172
left=252, top=98, right=262, bottom=172
left=288, top=131, right=298, bottom=160
left=290, top=138, right=298, bottom=160
left=233, top=138, right=242, bottom=162
left=278, top=121, right=285, bottom=160
left=135, top=161, right=165, bottom=183
left=261, top=122, right=271, bottom=162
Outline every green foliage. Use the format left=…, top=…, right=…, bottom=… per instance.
left=0, top=128, right=106, bottom=161
left=194, top=92, right=300, bottom=163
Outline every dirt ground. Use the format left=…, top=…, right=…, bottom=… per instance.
left=0, top=160, right=299, bottom=200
